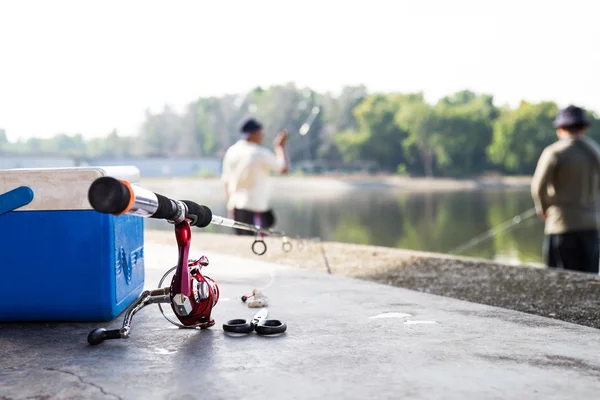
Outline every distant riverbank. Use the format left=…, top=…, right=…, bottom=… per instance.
left=141, top=175, right=532, bottom=198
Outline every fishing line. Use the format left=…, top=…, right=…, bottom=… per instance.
left=258, top=269, right=276, bottom=291
left=291, top=236, right=332, bottom=274
left=318, top=239, right=333, bottom=274
left=448, top=207, right=538, bottom=255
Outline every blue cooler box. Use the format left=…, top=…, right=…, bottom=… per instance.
left=0, top=166, right=145, bottom=322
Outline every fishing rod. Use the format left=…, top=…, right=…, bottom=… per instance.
left=87, top=176, right=322, bottom=259
left=284, top=104, right=322, bottom=167
left=299, top=105, right=321, bottom=136
left=449, top=207, right=538, bottom=255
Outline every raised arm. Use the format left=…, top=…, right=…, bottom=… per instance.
left=271, top=130, right=289, bottom=174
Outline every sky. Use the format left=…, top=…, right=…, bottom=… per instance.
left=1, top=0, right=599, bottom=141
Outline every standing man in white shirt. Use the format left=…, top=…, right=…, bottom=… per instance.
left=221, top=118, right=289, bottom=235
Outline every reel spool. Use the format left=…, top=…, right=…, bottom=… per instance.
left=156, top=257, right=219, bottom=329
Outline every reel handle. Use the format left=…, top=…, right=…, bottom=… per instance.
left=87, top=328, right=123, bottom=345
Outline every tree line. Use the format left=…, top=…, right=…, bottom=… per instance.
left=2, top=83, right=599, bottom=177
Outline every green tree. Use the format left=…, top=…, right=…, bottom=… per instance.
left=395, top=95, right=443, bottom=177
left=487, top=101, right=559, bottom=174
left=193, top=96, right=224, bottom=156
left=334, top=93, right=412, bottom=171
left=584, top=110, right=600, bottom=144
left=25, top=137, right=43, bottom=153
left=87, top=130, right=133, bottom=158
left=139, top=108, right=166, bottom=156
left=433, top=91, right=498, bottom=176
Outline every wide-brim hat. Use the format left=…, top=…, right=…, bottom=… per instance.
left=553, top=105, right=590, bottom=128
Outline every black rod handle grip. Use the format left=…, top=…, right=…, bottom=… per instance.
left=182, top=200, right=212, bottom=228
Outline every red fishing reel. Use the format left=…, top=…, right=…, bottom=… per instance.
left=163, top=221, right=219, bottom=328
left=87, top=221, right=220, bottom=345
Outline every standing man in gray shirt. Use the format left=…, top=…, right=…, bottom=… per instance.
left=531, top=105, right=600, bottom=274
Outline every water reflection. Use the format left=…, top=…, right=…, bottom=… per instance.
left=144, top=187, right=545, bottom=264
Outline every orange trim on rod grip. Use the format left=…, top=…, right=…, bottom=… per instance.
left=114, top=180, right=135, bottom=216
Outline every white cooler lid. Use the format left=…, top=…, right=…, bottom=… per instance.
left=0, top=166, right=140, bottom=211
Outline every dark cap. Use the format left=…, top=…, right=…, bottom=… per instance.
left=241, top=118, right=263, bottom=134
left=553, top=105, right=590, bottom=129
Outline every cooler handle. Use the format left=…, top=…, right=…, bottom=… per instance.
left=0, top=186, right=34, bottom=217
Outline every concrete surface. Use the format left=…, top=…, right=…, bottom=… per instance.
left=2, top=241, right=600, bottom=400
left=367, top=255, right=600, bottom=329
left=147, top=230, right=600, bottom=329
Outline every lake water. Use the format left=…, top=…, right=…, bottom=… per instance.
left=143, top=180, right=545, bottom=266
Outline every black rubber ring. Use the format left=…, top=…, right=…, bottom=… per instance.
left=255, top=320, right=287, bottom=335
